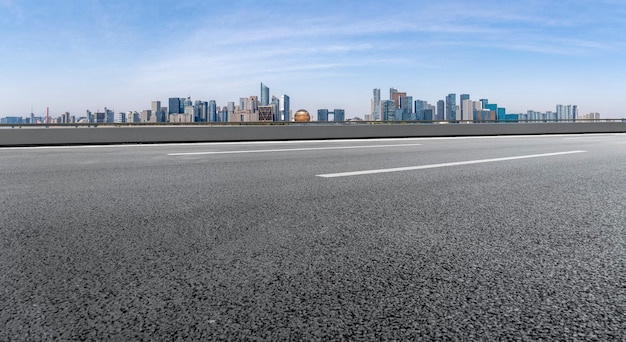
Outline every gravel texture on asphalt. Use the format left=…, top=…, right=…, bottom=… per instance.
left=1, top=135, right=625, bottom=340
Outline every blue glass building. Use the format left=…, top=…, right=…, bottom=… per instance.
left=334, top=109, right=345, bottom=121
left=382, top=100, right=395, bottom=121
left=317, top=109, right=329, bottom=121
left=446, top=94, right=456, bottom=121
left=208, top=100, right=217, bottom=122
left=436, top=100, right=445, bottom=121
left=260, top=83, right=269, bottom=106
left=168, top=98, right=181, bottom=115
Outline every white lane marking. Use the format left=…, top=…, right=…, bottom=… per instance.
left=564, top=133, right=626, bottom=139
left=167, top=143, right=423, bottom=156
left=0, top=133, right=609, bottom=151
left=317, top=150, right=587, bottom=178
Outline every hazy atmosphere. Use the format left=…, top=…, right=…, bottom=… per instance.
left=1, top=0, right=625, bottom=118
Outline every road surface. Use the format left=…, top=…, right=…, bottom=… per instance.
left=1, top=134, right=625, bottom=340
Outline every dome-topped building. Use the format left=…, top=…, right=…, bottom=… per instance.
left=293, top=109, right=310, bottom=122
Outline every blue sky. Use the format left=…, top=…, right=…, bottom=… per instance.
left=1, top=0, right=625, bottom=118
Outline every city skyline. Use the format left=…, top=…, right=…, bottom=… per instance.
left=1, top=84, right=588, bottom=124
left=1, top=1, right=625, bottom=118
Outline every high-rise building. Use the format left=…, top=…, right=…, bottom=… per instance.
left=209, top=100, right=217, bottom=122
left=105, top=107, right=115, bottom=123
left=382, top=100, right=395, bottom=121
left=140, top=109, right=153, bottom=122
left=92, top=111, right=105, bottom=123
left=497, top=107, right=506, bottom=122
left=247, top=96, right=259, bottom=113
left=218, top=106, right=228, bottom=122
left=281, top=94, right=290, bottom=122
left=334, top=109, right=345, bottom=121
left=151, top=101, right=161, bottom=115
left=556, top=104, right=564, bottom=121
left=260, top=83, right=269, bottom=106
left=389, top=87, right=397, bottom=101
left=446, top=94, right=456, bottom=121
left=318, top=109, right=329, bottom=121
left=580, top=112, right=599, bottom=120
left=115, top=112, right=125, bottom=123
left=436, top=100, right=445, bottom=121
left=271, top=96, right=280, bottom=121
left=125, top=111, right=134, bottom=123
left=392, top=91, right=407, bottom=109
left=423, top=109, right=434, bottom=121
left=182, top=97, right=192, bottom=113
left=258, top=106, right=274, bottom=121
left=462, top=99, right=473, bottom=121
left=480, top=99, right=489, bottom=109
left=152, top=101, right=166, bottom=122
left=399, top=96, right=413, bottom=120
left=415, top=100, right=428, bottom=120
left=371, top=88, right=381, bottom=121
left=460, top=94, right=470, bottom=121
left=317, top=109, right=346, bottom=121
left=168, top=98, right=181, bottom=115
left=194, top=101, right=208, bottom=122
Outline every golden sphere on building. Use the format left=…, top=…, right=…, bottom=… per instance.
left=293, top=109, right=311, bottom=122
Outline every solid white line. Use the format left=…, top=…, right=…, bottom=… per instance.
left=1, top=133, right=608, bottom=151
left=167, top=143, right=423, bottom=156
left=317, top=150, right=587, bottom=178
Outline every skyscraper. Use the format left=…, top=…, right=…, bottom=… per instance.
left=556, top=104, right=564, bottom=121
left=247, top=96, right=259, bottom=113
left=105, top=107, right=115, bottom=123
left=437, top=100, right=445, bottom=121
left=151, top=101, right=161, bottom=114
left=169, top=98, right=181, bottom=115
left=392, top=91, right=407, bottom=109
left=152, top=101, right=165, bottom=122
left=317, top=109, right=329, bottom=121
left=382, top=100, right=395, bottom=121
left=260, top=83, right=269, bottom=106
left=462, top=99, right=474, bottom=121
left=271, top=96, right=280, bottom=122
left=334, top=109, right=345, bottom=121
left=209, top=100, right=217, bottom=122
left=446, top=94, right=456, bottom=121
left=460, top=94, right=470, bottom=121
left=194, top=101, right=208, bottom=122
left=415, top=100, right=426, bottom=120
left=281, top=94, right=290, bottom=122
left=183, top=97, right=192, bottom=113
left=399, top=96, right=413, bottom=120
left=371, top=88, right=381, bottom=121
left=389, top=87, right=397, bottom=101
left=480, top=99, right=489, bottom=109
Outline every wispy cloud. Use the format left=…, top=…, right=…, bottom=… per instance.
left=2, top=0, right=626, bottom=117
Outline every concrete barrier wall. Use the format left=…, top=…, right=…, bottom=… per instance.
left=1, top=122, right=625, bottom=146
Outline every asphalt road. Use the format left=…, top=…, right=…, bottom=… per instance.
left=1, top=134, right=625, bottom=340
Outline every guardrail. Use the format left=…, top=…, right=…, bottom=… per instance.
left=1, top=121, right=625, bottom=147
left=1, top=118, right=625, bottom=128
